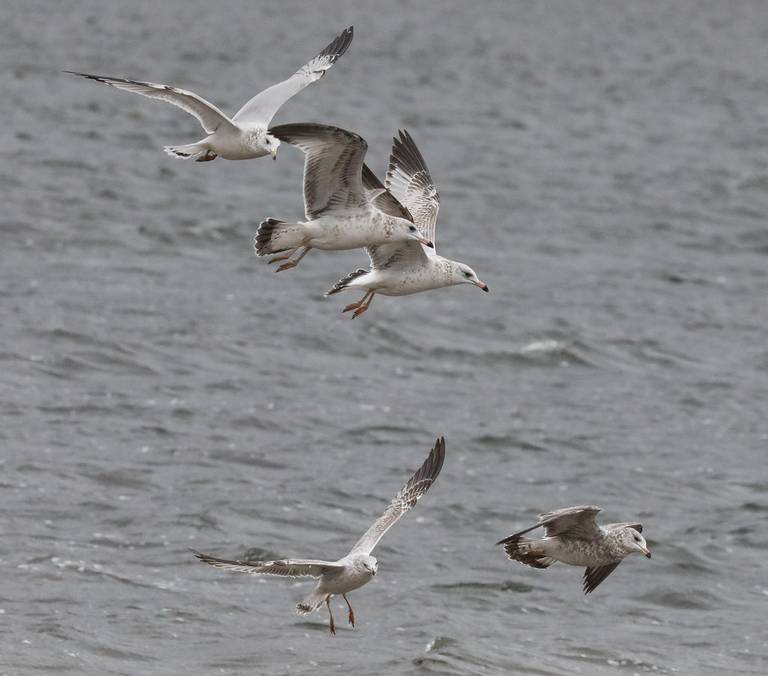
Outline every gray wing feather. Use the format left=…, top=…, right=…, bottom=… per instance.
left=233, top=27, right=353, bottom=126
left=583, top=562, right=621, bottom=594
left=361, top=164, right=413, bottom=221
left=360, top=164, right=425, bottom=272
left=385, top=130, right=440, bottom=246
left=537, top=505, right=603, bottom=538
left=496, top=505, right=603, bottom=545
left=603, top=522, right=643, bottom=533
left=64, top=72, right=234, bottom=134
left=349, top=437, right=445, bottom=556
left=191, top=550, right=344, bottom=578
left=270, top=123, right=368, bottom=219
left=365, top=241, right=428, bottom=271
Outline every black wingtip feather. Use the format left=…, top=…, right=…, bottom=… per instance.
left=318, top=26, right=354, bottom=63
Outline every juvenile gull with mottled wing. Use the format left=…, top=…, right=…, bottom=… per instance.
left=65, top=27, right=353, bottom=162
left=326, top=130, right=488, bottom=317
left=496, top=505, right=651, bottom=593
left=192, top=437, right=445, bottom=635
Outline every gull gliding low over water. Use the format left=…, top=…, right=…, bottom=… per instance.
left=65, top=27, right=353, bottom=162
left=496, top=505, right=651, bottom=593
left=326, top=130, right=488, bottom=318
left=253, top=123, right=432, bottom=271
left=192, top=437, right=445, bottom=635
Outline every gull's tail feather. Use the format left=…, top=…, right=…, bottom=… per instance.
left=497, top=535, right=555, bottom=569
left=325, top=268, right=368, bottom=296
left=254, top=218, right=306, bottom=256
left=163, top=143, right=216, bottom=162
left=296, top=590, right=327, bottom=615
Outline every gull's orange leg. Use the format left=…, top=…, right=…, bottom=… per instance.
left=352, top=292, right=376, bottom=319
left=343, top=290, right=373, bottom=313
left=271, top=247, right=311, bottom=273
left=342, top=593, right=355, bottom=627
left=267, top=250, right=296, bottom=264
left=325, top=596, right=336, bottom=636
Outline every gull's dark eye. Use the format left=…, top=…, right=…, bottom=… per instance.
left=409, top=225, right=416, bottom=232
left=464, top=271, right=472, bottom=277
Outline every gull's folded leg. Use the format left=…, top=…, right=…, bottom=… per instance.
left=326, top=596, right=336, bottom=636
left=343, top=290, right=372, bottom=313
left=276, top=246, right=311, bottom=272
left=352, top=292, right=375, bottom=319
left=342, top=593, right=355, bottom=627
left=267, top=250, right=297, bottom=264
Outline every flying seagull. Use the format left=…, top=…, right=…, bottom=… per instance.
left=496, top=505, right=651, bottom=594
left=253, top=123, right=432, bottom=271
left=326, top=130, right=488, bottom=318
left=192, top=437, right=445, bottom=635
left=64, top=27, right=353, bottom=162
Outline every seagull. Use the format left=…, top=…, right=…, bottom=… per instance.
left=325, top=130, right=488, bottom=318
left=192, top=437, right=445, bottom=635
left=496, top=505, right=651, bottom=594
left=253, top=124, right=433, bottom=272
left=64, top=27, right=353, bottom=162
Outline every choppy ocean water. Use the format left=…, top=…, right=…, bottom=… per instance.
left=2, top=0, right=768, bottom=674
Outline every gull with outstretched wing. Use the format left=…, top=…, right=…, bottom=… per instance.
left=496, top=505, right=651, bottom=594
left=253, top=123, right=431, bottom=271
left=193, top=437, right=445, bottom=635
left=326, top=130, right=488, bottom=317
left=65, top=27, right=353, bottom=162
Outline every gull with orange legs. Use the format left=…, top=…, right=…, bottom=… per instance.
left=254, top=123, right=432, bottom=272
left=326, top=130, right=488, bottom=318
left=192, top=438, right=445, bottom=635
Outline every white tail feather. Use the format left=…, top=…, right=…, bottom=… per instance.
left=163, top=143, right=215, bottom=162
left=254, top=219, right=307, bottom=256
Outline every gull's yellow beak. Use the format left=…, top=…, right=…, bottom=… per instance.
left=642, top=547, right=652, bottom=559
left=476, top=281, right=489, bottom=292
left=271, top=147, right=278, bottom=161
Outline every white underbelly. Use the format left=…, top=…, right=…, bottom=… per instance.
left=308, top=215, right=374, bottom=251
left=210, top=129, right=268, bottom=160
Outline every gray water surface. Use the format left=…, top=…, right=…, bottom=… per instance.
left=2, top=1, right=768, bottom=674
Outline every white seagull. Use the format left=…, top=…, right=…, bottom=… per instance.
left=325, top=130, right=488, bottom=318
left=64, top=27, right=353, bottom=162
left=496, top=505, right=651, bottom=594
left=253, top=123, right=432, bottom=271
left=192, top=437, right=445, bottom=635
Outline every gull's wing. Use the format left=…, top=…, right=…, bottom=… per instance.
left=583, top=562, right=621, bottom=594
left=232, top=27, right=353, bottom=127
left=538, top=505, right=603, bottom=539
left=385, top=130, right=440, bottom=249
left=191, top=550, right=345, bottom=578
left=361, top=164, right=412, bottom=221
left=270, top=123, right=368, bottom=219
left=359, top=164, right=429, bottom=272
left=603, top=522, right=643, bottom=534
left=64, top=72, right=235, bottom=134
left=496, top=505, right=603, bottom=544
left=325, top=240, right=427, bottom=296
left=348, top=437, right=445, bottom=557
left=365, top=241, right=429, bottom=271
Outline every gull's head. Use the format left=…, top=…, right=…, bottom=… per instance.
left=264, top=133, right=280, bottom=160
left=360, top=555, right=378, bottom=577
left=620, top=527, right=651, bottom=559
left=453, top=263, right=489, bottom=292
left=392, top=219, right=433, bottom=248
